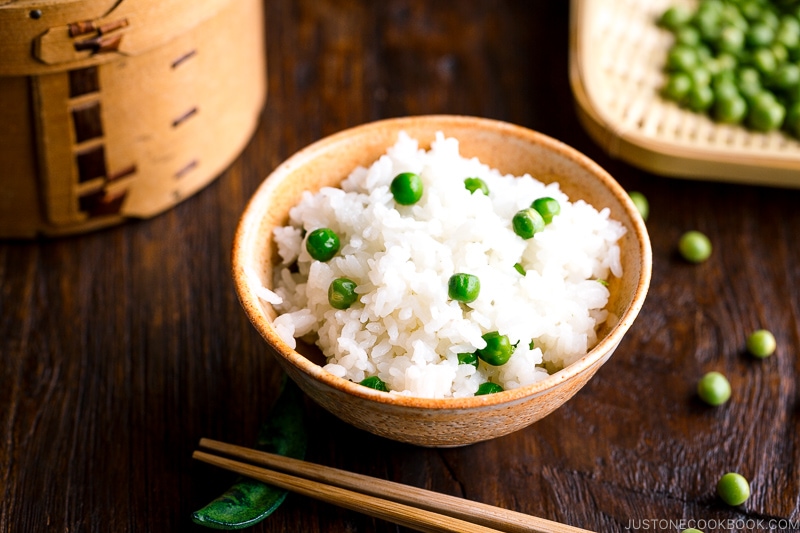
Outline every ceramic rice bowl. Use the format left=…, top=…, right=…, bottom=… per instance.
left=232, top=115, right=652, bottom=447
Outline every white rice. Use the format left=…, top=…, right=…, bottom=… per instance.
left=260, top=132, right=626, bottom=399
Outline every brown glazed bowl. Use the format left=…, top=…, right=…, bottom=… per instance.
left=232, top=115, right=652, bottom=447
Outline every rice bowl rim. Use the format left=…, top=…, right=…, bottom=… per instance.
left=233, top=114, right=652, bottom=411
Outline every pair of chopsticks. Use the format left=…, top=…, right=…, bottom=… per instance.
left=193, top=438, right=594, bottom=533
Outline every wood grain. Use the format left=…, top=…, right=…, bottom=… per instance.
left=1, top=1, right=799, bottom=532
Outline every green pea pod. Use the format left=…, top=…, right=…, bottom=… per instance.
left=192, top=376, right=307, bottom=529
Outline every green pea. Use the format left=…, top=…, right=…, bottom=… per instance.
left=760, top=9, right=780, bottom=30
left=628, top=191, right=649, bottom=221
left=531, top=197, right=560, bottom=224
left=720, top=5, right=747, bottom=31
left=457, top=352, right=479, bottom=368
left=746, top=329, right=776, bottom=358
left=676, top=26, right=702, bottom=46
left=679, top=230, right=712, bottom=263
left=464, top=177, right=489, bottom=195
left=747, top=22, right=776, bottom=48
left=748, top=93, right=786, bottom=131
left=689, top=66, right=712, bottom=88
left=717, top=472, right=751, bottom=506
left=696, top=0, right=722, bottom=14
left=776, top=21, right=800, bottom=49
left=717, top=25, right=746, bottom=54
left=751, top=47, right=777, bottom=75
left=667, top=44, right=700, bottom=72
left=688, top=84, right=715, bottom=112
left=475, top=382, right=504, bottom=395
left=659, top=5, right=693, bottom=31
left=740, top=1, right=763, bottom=22
left=662, top=72, right=694, bottom=102
left=476, top=331, right=513, bottom=366
left=694, top=9, right=723, bottom=42
left=697, top=44, right=713, bottom=64
left=779, top=15, right=800, bottom=35
left=711, top=53, right=737, bottom=75
left=448, top=273, right=480, bottom=303
left=714, top=92, right=748, bottom=124
left=712, top=75, right=739, bottom=99
left=390, top=172, right=424, bottom=205
left=360, top=375, right=389, bottom=392
left=512, top=208, right=545, bottom=240
left=738, top=80, right=763, bottom=103
left=681, top=529, right=704, bottom=533
left=306, top=227, right=341, bottom=262
left=737, top=66, right=761, bottom=89
left=697, top=371, right=731, bottom=406
left=328, top=277, right=358, bottom=309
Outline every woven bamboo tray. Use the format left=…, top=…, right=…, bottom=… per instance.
left=569, top=0, right=800, bottom=188
left=0, top=0, right=266, bottom=238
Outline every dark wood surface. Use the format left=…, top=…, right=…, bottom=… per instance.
left=2, top=1, right=799, bottom=532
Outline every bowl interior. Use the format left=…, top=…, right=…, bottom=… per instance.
left=233, top=115, right=652, bottom=410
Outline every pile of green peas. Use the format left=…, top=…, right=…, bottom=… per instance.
left=659, top=0, right=800, bottom=136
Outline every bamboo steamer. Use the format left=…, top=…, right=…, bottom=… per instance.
left=0, top=0, right=266, bottom=237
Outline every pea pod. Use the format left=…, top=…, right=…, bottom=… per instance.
left=192, top=376, right=307, bottom=529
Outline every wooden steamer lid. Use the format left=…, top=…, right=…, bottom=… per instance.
left=0, top=0, right=267, bottom=237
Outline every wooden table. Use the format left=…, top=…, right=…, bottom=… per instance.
left=2, top=2, right=799, bottom=531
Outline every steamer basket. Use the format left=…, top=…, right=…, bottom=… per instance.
left=569, top=0, right=800, bottom=188
left=0, top=0, right=266, bottom=237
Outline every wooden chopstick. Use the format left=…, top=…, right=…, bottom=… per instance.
left=194, top=448, right=501, bottom=533
left=194, top=438, right=594, bottom=533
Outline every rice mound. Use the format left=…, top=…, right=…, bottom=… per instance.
left=260, top=132, right=626, bottom=399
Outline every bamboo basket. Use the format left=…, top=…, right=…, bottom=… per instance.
left=569, top=0, right=800, bottom=188
left=0, top=0, right=266, bottom=238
